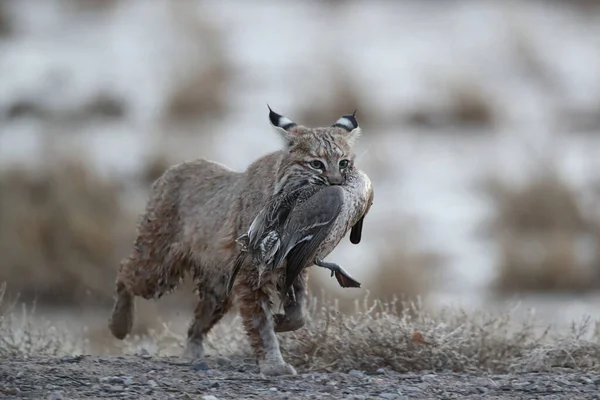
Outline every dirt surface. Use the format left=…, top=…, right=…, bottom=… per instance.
left=1, top=355, right=600, bottom=399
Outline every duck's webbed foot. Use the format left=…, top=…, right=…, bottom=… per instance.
left=314, top=258, right=361, bottom=288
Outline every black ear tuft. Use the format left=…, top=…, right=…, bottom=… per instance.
left=332, top=110, right=359, bottom=132
left=267, top=104, right=297, bottom=131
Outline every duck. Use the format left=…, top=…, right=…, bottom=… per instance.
left=235, top=168, right=373, bottom=297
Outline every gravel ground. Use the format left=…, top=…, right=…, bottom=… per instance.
left=1, top=355, right=600, bottom=400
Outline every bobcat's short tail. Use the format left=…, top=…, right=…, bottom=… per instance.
left=108, top=281, right=135, bottom=340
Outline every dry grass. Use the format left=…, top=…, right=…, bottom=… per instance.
left=6, top=288, right=600, bottom=374
left=480, top=164, right=600, bottom=294
left=0, top=158, right=136, bottom=306
left=279, top=298, right=600, bottom=373
left=127, top=296, right=600, bottom=373
left=0, top=283, right=86, bottom=357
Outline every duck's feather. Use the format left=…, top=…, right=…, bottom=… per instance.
left=245, top=183, right=325, bottom=266
left=269, top=186, right=345, bottom=290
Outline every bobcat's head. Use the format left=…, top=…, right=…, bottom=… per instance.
left=268, top=106, right=362, bottom=195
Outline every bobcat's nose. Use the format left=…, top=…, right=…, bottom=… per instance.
left=327, top=173, right=344, bottom=185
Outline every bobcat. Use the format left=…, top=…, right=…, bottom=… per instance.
left=108, top=106, right=374, bottom=376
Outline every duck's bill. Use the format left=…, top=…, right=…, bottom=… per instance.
left=333, top=269, right=361, bottom=288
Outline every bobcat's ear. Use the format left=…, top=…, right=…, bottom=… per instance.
left=268, top=105, right=297, bottom=147
left=332, top=109, right=361, bottom=146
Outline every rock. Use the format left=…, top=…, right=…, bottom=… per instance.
left=46, top=392, right=64, bottom=400
left=379, top=394, right=399, bottom=400
left=202, top=396, right=219, bottom=400
left=107, top=385, right=124, bottom=392
left=0, top=387, right=20, bottom=396
left=215, top=356, right=231, bottom=367
left=269, top=387, right=278, bottom=392
left=401, top=386, right=422, bottom=394
left=376, top=368, right=386, bottom=375
left=147, top=379, right=158, bottom=388
left=348, top=370, right=364, bottom=377
left=101, top=376, right=124, bottom=384
left=6, top=387, right=21, bottom=395
left=578, top=376, right=594, bottom=384
left=193, top=362, right=210, bottom=371
left=123, top=377, right=134, bottom=386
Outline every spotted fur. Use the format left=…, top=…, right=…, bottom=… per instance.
left=108, top=107, right=371, bottom=376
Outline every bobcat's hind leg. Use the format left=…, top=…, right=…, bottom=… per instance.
left=235, top=275, right=297, bottom=376
left=108, top=279, right=134, bottom=340
left=108, top=245, right=188, bottom=340
left=274, top=268, right=309, bottom=333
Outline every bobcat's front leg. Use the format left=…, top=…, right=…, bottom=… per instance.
left=234, top=277, right=296, bottom=376
left=274, top=268, right=308, bottom=332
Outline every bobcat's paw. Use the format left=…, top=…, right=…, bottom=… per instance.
left=273, top=313, right=305, bottom=333
left=108, top=287, right=134, bottom=340
left=182, top=339, right=205, bottom=361
left=259, top=361, right=297, bottom=376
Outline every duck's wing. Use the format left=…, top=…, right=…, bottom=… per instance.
left=226, top=251, right=247, bottom=295
left=241, top=184, right=323, bottom=264
left=270, top=186, right=344, bottom=290
left=241, top=187, right=301, bottom=250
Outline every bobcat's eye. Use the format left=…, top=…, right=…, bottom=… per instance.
left=308, top=160, right=325, bottom=170
left=339, top=159, right=350, bottom=169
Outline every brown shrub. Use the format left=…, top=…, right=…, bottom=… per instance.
left=482, top=168, right=588, bottom=234
left=404, top=80, right=497, bottom=130
left=294, top=62, right=376, bottom=130
left=480, top=165, right=600, bottom=294
left=0, top=158, right=135, bottom=306
left=162, top=3, right=232, bottom=123
left=62, top=0, right=118, bottom=13
left=307, top=221, right=443, bottom=313
left=0, top=1, right=12, bottom=37
left=140, top=153, right=172, bottom=187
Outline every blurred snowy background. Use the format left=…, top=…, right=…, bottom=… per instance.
left=3, top=0, right=600, bottom=349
